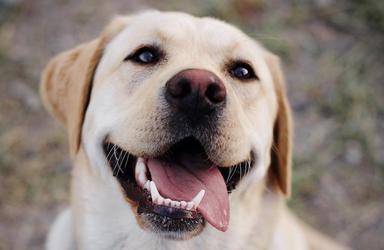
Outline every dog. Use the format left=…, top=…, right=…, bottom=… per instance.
left=40, top=10, right=348, bottom=250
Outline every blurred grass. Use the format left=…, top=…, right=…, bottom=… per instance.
left=0, top=0, right=383, bottom=249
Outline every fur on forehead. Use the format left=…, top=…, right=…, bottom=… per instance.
left=96, top=11, right=268, bottom=85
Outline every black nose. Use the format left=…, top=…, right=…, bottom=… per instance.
left=165, top=69, right=226, bottom=123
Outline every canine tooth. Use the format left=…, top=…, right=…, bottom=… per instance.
left=150, top=181, right=160, bottom=201
left=186, top=201, right=195, bottom=210
left=138, top=173, right=147, bottom=187
left=144, top=180, right=150, bottom=191
left=180, top=201, right=187, bottom=208
left=135, top=158, right=147, bottom=187
left=135, top=158, right=146, bottom=174
left=164, top=198, right=171, bottom=206
left=191, top=190, right=205, bottom=208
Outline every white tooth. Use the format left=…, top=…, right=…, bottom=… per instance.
left=180, top=201, right=187, bottom=209
left=135, top=158, right=147, bottom=186
left=138, top=172, right=147, bottom=187
left=191, top=190, right=205, bottom=208
left=135, top=158, right=146, bottom=175
left=186, top=201, right=195, bottom=210
left=150, top=181, right=160, bottom=201
left=171, top=201, right=178, bottom=208
left=144, top=180, right=150, bottom=190
left=164, top=199, right=171, bottom=206
left=156, top=196, right=164, bottom=205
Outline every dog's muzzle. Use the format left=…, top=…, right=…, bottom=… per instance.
left=102, top=69, right=255, bottom=239
left=165, top=69, right=226, bottom=126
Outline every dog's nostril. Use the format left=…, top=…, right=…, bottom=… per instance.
left=205, top=83, right=226, bottom=104
left=168, top=78, right=191, bottom=99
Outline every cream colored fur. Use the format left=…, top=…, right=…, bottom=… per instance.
left=41, top=11, right=348, bottom=250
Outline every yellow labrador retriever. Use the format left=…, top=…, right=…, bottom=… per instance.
left=40, top=10, right=348, bottom=250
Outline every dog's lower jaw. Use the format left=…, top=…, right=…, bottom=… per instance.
left=64, top=149, right=283, bottom=250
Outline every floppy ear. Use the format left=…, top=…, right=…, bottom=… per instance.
left=266, top=53, right=293, bottom=197
left=40, top=39, right=103, bottom=158
left=40, top=16, right=130, bottom=158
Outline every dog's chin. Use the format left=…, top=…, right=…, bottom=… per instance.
left=102, top=136, right=255, bottom=240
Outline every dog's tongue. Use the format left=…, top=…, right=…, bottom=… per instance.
left=146, top=158, right=229, bottom=231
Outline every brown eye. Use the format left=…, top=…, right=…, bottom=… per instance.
left=125, top=46, right=162, bottom=65
left=230, top=62, right=258, bottom=80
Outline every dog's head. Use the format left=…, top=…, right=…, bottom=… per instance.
left=41, top=11, right=292, bottom=240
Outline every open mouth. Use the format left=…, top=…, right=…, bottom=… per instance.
left=103, top=136, right=254, bottom=239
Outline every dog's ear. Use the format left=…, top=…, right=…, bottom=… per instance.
left=266, top=52, right=293, bottom=197
left=40, top=16, right=130, bottom=158
left=40, top=39, right=103, bottom=158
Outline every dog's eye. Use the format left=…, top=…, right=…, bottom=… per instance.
left=229, top=62, right=258, bottom=81
left=125, top=46, right=161, bottom=65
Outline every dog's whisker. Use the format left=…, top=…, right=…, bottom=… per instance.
left=107, top=145, right=115, bottom=161
left=119, top=151, right=128, bottom=174
left=244, top=162, right=247, bottom=179
left=227, top=164, right=238, bottom=184
left=226, top=166, right=233, bottom=184
left=122, top=151, right=129, bottom=170
left=112, top=145, right=120, bottom=176
left=111, top=145, right=117, bottom=175
left=246, top=160, right=251, bottom=176
left=240, top=164, right=243, bottom=181
left=231, top=164, right=239, bottom=183
left=226, top=167, right=233, bottom=184
left=105, top=144, right=114, bottom=162
left=116, top=147, right=125, bottom=175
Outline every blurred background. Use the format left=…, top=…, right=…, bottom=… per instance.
left=0, top=0, right=383, bottom=249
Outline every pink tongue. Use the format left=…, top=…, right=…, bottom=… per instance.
left=146, top=159, right=229, bottom=232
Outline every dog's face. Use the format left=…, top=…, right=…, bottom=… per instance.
left=41, top=11, right=292, bottom=240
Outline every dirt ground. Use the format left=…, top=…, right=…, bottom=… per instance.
left=0, top=0, right=383, bottom=249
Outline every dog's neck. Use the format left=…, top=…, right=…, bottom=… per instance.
left=70, top=148, right=285, bottom=250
